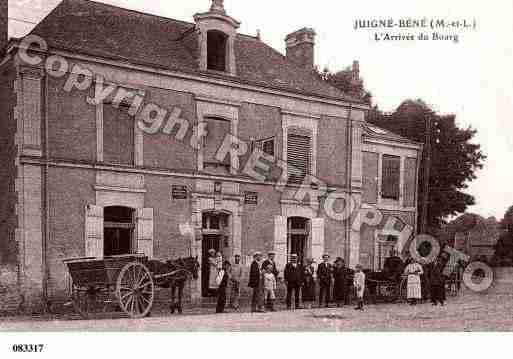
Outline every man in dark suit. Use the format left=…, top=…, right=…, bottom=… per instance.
left=284, top=253, right=304, bottom=309
left=317, top=254, right=333, bottom=307
left=248, top=251, right=264, bottom=312
left=261, top=251, right=279, bottom=310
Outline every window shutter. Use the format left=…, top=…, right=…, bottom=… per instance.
left=85, top=205, right=104, bottom=258
left=273, top=216, right=287, bottom=270
left=311, top=218, right=325, bottom=261
left=136, top=208, right=154, bottom=258
left=382, top=155, right=400, bottom=200
left=287, top=133, right=311, bottom=184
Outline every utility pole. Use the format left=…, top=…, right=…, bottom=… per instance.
left=420, top=112, right=432, bottom=234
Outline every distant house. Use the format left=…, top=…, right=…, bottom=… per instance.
left=443, top=214, right=500, bottom=262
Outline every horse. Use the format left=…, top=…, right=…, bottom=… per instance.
left=147, top=256, right=200, bottom=314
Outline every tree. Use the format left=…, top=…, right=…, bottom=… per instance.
left=368, top=100, right=486, bottom=228
left=494, top=205, right=513, bottom=263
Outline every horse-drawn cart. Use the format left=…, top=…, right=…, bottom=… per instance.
left=63, top=254, right=199, bottom=319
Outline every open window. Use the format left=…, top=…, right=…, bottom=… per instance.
left=203, top=117, right=231, bottom=173
left=104, top=206, right=135, bottom=256
left=207, top=30, right=228, bottom=72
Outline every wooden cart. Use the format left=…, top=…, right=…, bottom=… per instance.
left=63, top=254, right=155, bottom=319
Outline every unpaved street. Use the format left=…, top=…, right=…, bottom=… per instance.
left=1, top=294, right=512, bottom=331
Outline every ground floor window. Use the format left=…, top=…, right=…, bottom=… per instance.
left=104, top=206, right=135, bottom=256
left=287, top=217, right=309, bottom=265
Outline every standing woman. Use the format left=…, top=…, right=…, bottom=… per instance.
left=302, top=258, right=316, bottom=309
left=333, top=257, right=349, bottom=307
left=404, top=258, right=423, bottom=305
left=208, top=249, right=219, bottom=296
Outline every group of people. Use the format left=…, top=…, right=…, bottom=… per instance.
left=248, top=252, right=366, bottom=312
left=207, top=248, right=451, bottom=314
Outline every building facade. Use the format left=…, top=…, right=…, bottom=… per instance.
left=0, top=0, right=421, bottom=311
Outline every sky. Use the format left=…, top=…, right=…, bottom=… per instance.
left=8, top=0, right=513, bottom=220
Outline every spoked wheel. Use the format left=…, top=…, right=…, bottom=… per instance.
left=382, top=282, right=400, bottom=303
left=71, top=284, right=110, bottom=319
left=116, top=261, right=154, bottom=318
left=398, top=277, right=408, bottom=303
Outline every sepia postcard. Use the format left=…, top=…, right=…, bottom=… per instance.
left=0, top=0, right=512, bottom=356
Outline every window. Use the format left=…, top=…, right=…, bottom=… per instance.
left=203, top=117, right=231, bottom=173
left=381, top=154, right=400, bottom=200
left=287, top=133, right=311, bottom=184
left=207, top=30, right=228, bottom=72
left=254, top=137, right=275, bottom=157
left=103, top=104, right=134, bottom=165
left=104, top=206, right=135, bottom=256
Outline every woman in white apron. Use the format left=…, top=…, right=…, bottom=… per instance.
left=404, top=258, right=423, bottom=305
left=208, top=249, right=219, bottom=295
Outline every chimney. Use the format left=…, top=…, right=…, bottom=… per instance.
left=285, top=27, right=316, bottom=70
left=0, top=0, right=7, bottom=55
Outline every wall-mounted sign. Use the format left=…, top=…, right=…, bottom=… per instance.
left=172, top=185, right=188, bottom=199
left=244, top=191, right=258, bottom=205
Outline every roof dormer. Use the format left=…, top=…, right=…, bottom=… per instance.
left=194, top=0, right=240, bottom=76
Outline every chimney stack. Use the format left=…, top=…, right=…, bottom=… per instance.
left=0, top=0, right=7, bottom=56
left=285, top=27, right=316, bottom=70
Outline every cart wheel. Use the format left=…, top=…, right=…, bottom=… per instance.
left=398, top=277, right=408, bottom=303
left=71, top=284, right=109, bottom=319
left=116, top=261, right=154, bottom=318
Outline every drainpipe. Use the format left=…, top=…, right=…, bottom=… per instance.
left=42, top=72, right=49, bottom=312
left=345, top=105, right=353, bottom=265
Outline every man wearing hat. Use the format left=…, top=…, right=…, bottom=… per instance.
left=248, top=251, right=264, bottom=312
left=317, top=254, right=333, bottom=307
left=284, top=254, right=304, bottom=309
left=262, top=251, right=279, bottom=310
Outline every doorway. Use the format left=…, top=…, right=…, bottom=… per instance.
left=287, top=217, right=309, bottom=265
left=201, top=211, right=230, bottom=297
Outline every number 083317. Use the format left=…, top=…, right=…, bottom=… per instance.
left=11, top=344, right=44, bottom=353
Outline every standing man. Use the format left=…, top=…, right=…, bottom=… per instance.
left=317, top=254, right=333, bottom=308
left=248, top=251, right=264, bottom=312
left=284, top=254, right=304, bottom=310
left=229, top=254, right=243, bottom=310
left=262, top=251, right=279, bottom=310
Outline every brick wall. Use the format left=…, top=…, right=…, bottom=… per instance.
left=318, top=116, right=348, bottom=187
left=143, top=88, right=197, bottom=171
left=47, top=77, right=96, bottom=162
left=238, top=102, right=282, bottom=180
left=46, top=166, right=96, bottom=299
left=144, top=175, right=194, bottom=259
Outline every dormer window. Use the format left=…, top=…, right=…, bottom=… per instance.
left=194, top=0, right=240, bottom=76
left=207, top=30, right=228, bottom=72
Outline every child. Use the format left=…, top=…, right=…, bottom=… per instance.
left=262, top=263, right=277, bottom=312
left=216, top=260, right=231, bottom=313
left=353, top=264, right=365, bottom=311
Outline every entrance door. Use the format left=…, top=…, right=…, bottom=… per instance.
left=287, top=217, right=309, bottom=265
left=202, top=234, right=221, bottom=297
left=201, top=211, right=230, bottom=297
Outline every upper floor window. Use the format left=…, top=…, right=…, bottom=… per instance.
left=254, top=137, right=275, bottom=157
left=287, top=132, right=311, bottom=184
left=203, top=117, right=231, bottom=173
left=103, top=104, right=134, bottom=166
left=207, top=30, right=228, bottom=72
left=381, top=154, right=400, bottom=200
